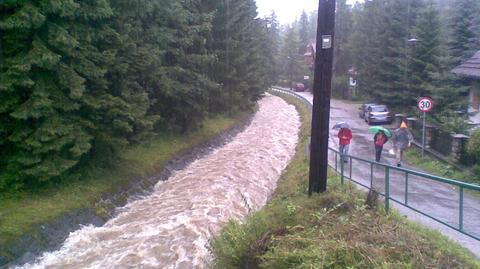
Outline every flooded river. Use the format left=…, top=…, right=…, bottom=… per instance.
left=18, top=94, right=300, bottom=269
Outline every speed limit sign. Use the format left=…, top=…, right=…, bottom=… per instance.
left=418, top=97, right=434, bottom=112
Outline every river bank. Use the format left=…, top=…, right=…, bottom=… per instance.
left=0, top=109, right=254, bottom=267
left=210, top=94, right=480, bottom=268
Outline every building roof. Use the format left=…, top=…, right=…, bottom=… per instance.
left=452, top=50, right=480, bottom=78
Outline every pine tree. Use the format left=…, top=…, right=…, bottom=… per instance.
left=0, top=0, right=275, bottom=191
left=0, top=0, right=121, bottom=189
left=349, top=0, right=385, bottom=100
left=409, top=1, right=442, bottom=98
left=412, top=2, right=469, bottom=117
left=263, top=11, right=281, bottom=85
left=156, top=0, right=218, bottom=132
left=208, top=0, right=272, bottom=112
left=308, top=10, right=318, bottom=41
left=298, top=11, right=310, bottom=54
left=333, top=0, right=354, bottom=77
left=279, top=25, right=308, bottom=85
left=448, top=0, right=480, bottom=65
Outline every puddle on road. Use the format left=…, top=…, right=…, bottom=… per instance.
left=18, top=95, right=300, bottom=269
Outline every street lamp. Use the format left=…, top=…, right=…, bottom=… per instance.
left=404, top=37, right=419, bottom=104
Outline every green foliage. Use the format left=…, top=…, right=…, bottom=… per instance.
left=332, top=75, right=349, bottom=99
left=278, top=25, right=309, bottom=84
left=438, top=113, right=470, bottom=134
left=297, top=11, right=309, bottom=54
left=0, top=0, right=274, bottom=192
left=334, top=0, right=354, bottom=78
left=448, top=0, right=480, bottom=65
left=467, top=129, right=480, bottom=160
left=404, top=149, right=473, bottom=182
left=337, top=0, right=474, bottom=119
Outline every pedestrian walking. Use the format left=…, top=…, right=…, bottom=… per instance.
left=393, top=121, right=414, bottom=167
left=373, top=130, right=388, bottom=162
left=337, top=127, right=352, bottom=163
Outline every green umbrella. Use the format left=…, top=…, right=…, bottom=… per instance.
left=368, top=126, right=392, bottom=137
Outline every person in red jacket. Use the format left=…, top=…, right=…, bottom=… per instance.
left=373, top=130, right=388, bottom=162
left=337, top=127, right=352, bottom=163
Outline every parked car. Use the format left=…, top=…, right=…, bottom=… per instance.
left=293, top=82, right=305, bottom=92
left=358, top=103, right=377, bottom=119
left=365, top=105, right=393, bottom=125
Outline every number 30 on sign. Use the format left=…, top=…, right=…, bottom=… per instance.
left=418, top=97, right=434, bottom=112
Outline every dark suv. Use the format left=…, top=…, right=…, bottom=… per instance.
left=365, top=105, right=392, bottom=125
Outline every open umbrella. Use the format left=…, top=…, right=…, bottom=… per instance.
left=332, top=122, right=350, bottom=129
left=368, top=126, right=392, bottom=137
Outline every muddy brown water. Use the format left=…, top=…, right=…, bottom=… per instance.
left=16, top=95, right=300, bottom=269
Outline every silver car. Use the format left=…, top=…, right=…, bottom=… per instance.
left=365, top=105, right=392, bottom=125
left=358, top=103, right=377, bottom=119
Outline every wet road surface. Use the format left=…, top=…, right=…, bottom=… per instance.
left=297, top=91, right=480, bottom=257
left=17, top=95, right=300, bottom=269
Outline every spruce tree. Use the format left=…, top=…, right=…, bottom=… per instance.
left=279, top=25, right=308, bottom=85
left=263, top=11, right=281, bottom=85
left=298, top=11, right=310, bottom=54
left=0, top=0, right=120, bottom=188
left=448, top=0, right=480, bottom=65
left=349, top=0, right=384, bottom=100
left=333, top=0, right=354, bottom=78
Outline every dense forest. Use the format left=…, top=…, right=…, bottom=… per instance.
left=2, top=0, right=479, bottom=191
left=280, top=0, right=480, bottom=128
left=0, top=0, right=277, bottom=191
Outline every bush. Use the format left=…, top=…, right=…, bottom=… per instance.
left=438, top=113, right=470, bottom=134
left=467, top=129, right=480, bottom=160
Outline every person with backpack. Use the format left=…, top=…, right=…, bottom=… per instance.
left=373, top=130, right=388, bottom=162
left=337, top=127, right=352, bottom=163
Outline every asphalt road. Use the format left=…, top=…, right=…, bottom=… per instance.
left=297, top=91, right=480, bottom=257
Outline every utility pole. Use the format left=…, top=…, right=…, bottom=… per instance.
left=309, top=0, right=336, bottom=195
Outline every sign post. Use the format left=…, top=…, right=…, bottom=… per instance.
left=417, top=97, right=434, bottom=157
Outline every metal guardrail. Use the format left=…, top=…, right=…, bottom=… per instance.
left=268, top=87, right=480, bottom=242
left=269, top=87, right=313, bottom=110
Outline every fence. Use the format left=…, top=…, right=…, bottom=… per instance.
left=329, top=148, right=480, bottom=241
left=269, top=87, right=480, bottom=242
left=432, top=129, right=454, bottom=156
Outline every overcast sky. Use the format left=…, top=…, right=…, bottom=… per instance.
left=255, top=0, right=359, bottom=25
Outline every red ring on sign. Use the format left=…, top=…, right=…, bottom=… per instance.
left=417, top=97, right=434, bottom=112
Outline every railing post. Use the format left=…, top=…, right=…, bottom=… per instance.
left=335, top=151, right=338, bottom=171
left=349, top=156, right=353, bottom=179
left=405, top=172, right=409, bottom=205
left=341, top=157, right=345, bottom=185
left=385, top=166, right=390, bottom=213
left=459, top=187, right=464, bottom=231
left=370, top=163, right=374, bottom=188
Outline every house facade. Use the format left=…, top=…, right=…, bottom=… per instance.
left=452, top=50, right=480, bottom=125
left=303, top=42, right=316, bottom=70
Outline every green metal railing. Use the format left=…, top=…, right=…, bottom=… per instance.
left=269, top=87, right=480, bottom=242
left=329, top=147, right=480, bottom=241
